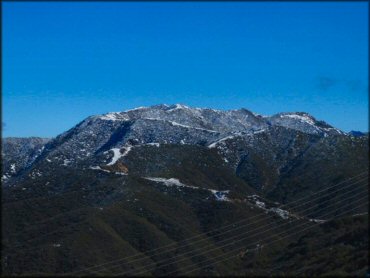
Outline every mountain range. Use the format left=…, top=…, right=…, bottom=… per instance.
left=2, top=104, right=368, bottom=276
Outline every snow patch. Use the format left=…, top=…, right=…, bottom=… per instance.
left=124, top=106, right=147, bottom=112
left=208, top=135, right=235, bottom=148
left=99, top=112, right=128, bottom=121
left=115, top=172, right=127, bottom=176
left=62, top=159, right=72, bottom=166
left=269, top=208, right=290, bottom=219
left=248, top=195, right=291, bottom=220
left=144, top=177, right=231, bottom=201
left=209, top=190, right=230, bottom=201
left=169, top=121, right=218, bottom=133
left=280, top=114, right=315, bottom=125
left=169, top=121, right=190, bottom=128
left=89, top=166, right=110, bottom=173
left=144, top=177, right=199, bottom=190
left=255, top=201, right=266, bottom=209
left=146, top=143, right=160, bottom=147
left=10, top=164, right=16, bottom=173
left=322, top=126, right=344, bottom=135
left=107, top=145, right=132, bottom=166
left=30, top=170, right=42, bottom=179
left=167, top=104, right=190, bottom=112
left=89, top=166, right=126, bottom=176
left=143, top=118, right=218, bottom=133
left=253, top=129, right=266, bottom=135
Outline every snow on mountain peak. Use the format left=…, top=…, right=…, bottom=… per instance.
left=82, top=104, right=345, bottom=146
left=99, top=112, right=128, bottom=121
left=124, top=106, right=147, bottom=112
left=278, top=113, right=316, bottom=126
left=167, top=104, right=190, bottom=111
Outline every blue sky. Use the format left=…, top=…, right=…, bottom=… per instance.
left=3, top=1, right=368, bottom=137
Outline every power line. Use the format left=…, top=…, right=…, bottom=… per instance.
left=64, top=171, right=368, bottom=275
left=8, top=166, right=357, bottom=234
left=166, top=200, right=368, bottom=277
left=87, top=178, right=368, bottom=275
left=8, top=171, right=367, bottom=256
left=5, top=171, right=367, bottom=276
left=114, top=189, right=368, bottom=276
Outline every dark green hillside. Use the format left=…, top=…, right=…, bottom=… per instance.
left=2, top=142, right=366, bottom=276
left=210, top=129, right=368, bottom=218
left=239, top=214, right=368, bottom=277
left=2, top=145, right=281, bottom=275
left=269, top=135, right=369, bottom=217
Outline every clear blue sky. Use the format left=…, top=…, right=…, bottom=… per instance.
left=2, top=1, right=368, bottom=137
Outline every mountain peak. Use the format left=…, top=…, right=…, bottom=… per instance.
left=90, top=104, right=344, bottom=137
left=167, top=103, right=190, bottom=110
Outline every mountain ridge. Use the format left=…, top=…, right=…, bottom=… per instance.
left=2, top=104, right=349, bottom=186
left=2, top=103, right=356, bottom=141
left=91, top=103, right=345, bottom=136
